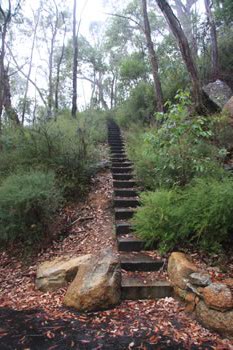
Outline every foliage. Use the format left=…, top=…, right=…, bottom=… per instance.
left=133, top=176, right=233, bottom=252
left=0, top=110, right=107, bottom=198
left=115, top=81, right=155, bottom=127
left=127, top=91, right=225, bottom=189
left=0, top=170, right=62, bottom=242
left=119, top=53, right=148, bottom=83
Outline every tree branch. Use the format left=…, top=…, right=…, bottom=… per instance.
left=105, top=12, right=145, bottom=33
left=6, top=43, right=47, bottom=107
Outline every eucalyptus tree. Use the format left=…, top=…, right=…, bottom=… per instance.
left=141, top=0, right=164, bottom=112
left=0, top=0, right=21, bottom=130
left=204, top=0, right=219, bottom=79
left=155, top=0, right=202, bottom=110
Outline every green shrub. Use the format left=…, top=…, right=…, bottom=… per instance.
left=133, top=176, right=233, bottom=252
left=115, top=81, right=155, bottom=127
left=0, top=170, right=62, bottom=242
left=127, top=91, right=227, bottom=189
left=0, top=110, right=107, bottom=198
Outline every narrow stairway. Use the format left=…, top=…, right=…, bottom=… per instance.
left=108, top=121, right=173, bottom=300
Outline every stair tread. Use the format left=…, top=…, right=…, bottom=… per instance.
left=120, top=252, right=162, bottom=264
left=118, top=236, right=144, bottom=243
left=115, top=208, right=136, bottom=212
left=122, top=276, right=170, bottom=287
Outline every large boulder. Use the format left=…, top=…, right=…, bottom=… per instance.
left=36, top=255, right=91, bottom=292
left=63, top=248, right=121, bottom=311
left=168, top=252, right=198, bottom=290
left=223, top=96, right=233, bottom=120
left=203, top=80, right=232, bottom=109
left=196, top=301, right=233, bottom=337
left=203, top=283, right=233, bottom=311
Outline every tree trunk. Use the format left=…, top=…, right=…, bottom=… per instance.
left=172, top=0, right=198, bottom=57
left=156, top=0, right=202, bottom=110
left=0, top=23, right=7, bottom=133
left=204, top=0, right=219, bottom=79
left=141, top=0, right=164, bottom=113
left=21, top=11, right=40, bottom=125
left=110, top=74, right=115, bottom=110
left=55, top=24, right=67, bottom=114
left=71, top=0, right=78, bottom=118
left=3, top=68, right=20, bottom=125
left=97, top=71, right=108, bottom=110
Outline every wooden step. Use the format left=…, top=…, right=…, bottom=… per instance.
left=121, top=277, right=173, bottom=300
left=113, top=174, right=133, bottom=181
left=111, top=150, right=125, bottom=155
left=120, top=252, right=163, bottom=271
left=113, top=180, right=136, bottom=188
left=116, top=222, right=133, bottom=235
left=114, top=198, right=139, bottom=208
left=115, top=208, right=136, bottom=220
left=112, top=167, right=132, bottom=174
left=110, top=146, right=124, bottom=151
left=118, top=236, right=147, bottom=251
left=112, top=162, right=132, bottom=167
left=114, top=189, right=138, bottom=197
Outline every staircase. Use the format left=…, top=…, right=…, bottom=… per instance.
left=108, top=121, right=173, bottom=300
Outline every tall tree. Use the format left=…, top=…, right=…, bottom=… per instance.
left=21, top=9, right=40, bottom=125
left=71, top=0, right=78, bottom=118
left=204, top=0, right=219, bottom=79
left=0, top=1, right=20, bottom=129
left=141, top=0, right=164, bottom=112
left=172, top=0, right=198, bottom=56
left=156, top=0, right=202, bottom=110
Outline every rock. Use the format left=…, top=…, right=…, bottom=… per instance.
left=36, top=255, right=91, bottom=292
left=203, top=283, right=233, bottom=311
left=203, top=80, right=232, bottom=109
left=189, top=272, right=211, bottom=287
left=64, top=248, right=121, bottom=311
left=174, top=286, right=196, bottom=303
left=223, top=278, right=233, bottom=288
left=196, top=301, right=233, bottom=337
left=223, top=96, right=233, bottom=119
left=168, top=252, right=198, bottom=290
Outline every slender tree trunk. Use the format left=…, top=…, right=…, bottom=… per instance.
left=0, top=23, right=7, bottom=134
left=204, top=0, right=219, bottom=79
left=3, top=68, right=20, bottom=125
left=72, top=0, right=78, bottom=118
left=173, top=0, right=198, bottom=57
left=97, top=71, right=108, bottom=110
left=21, top=11, right=40, bottom=125
left=110, top=74, right=115, bottom=109
left=55, top=25, right=67, bottom=114
left=141, top=0, right=164, bottom=112
left=156, top=0, right=202, bottom=110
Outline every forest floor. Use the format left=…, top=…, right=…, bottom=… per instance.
left=0, top=169, right=233, bottom=349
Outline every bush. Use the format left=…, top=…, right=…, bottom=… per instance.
left=133, top=176, right=233, bottom=252
left=0, top=171, right=62, bottom=242
left=127, top=91, right=227, bottom=189
left=0, top=110, right=107, bottom=198
left=115, top=81, right=155, bottom=127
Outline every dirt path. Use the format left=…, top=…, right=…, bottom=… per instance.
left=0, top=169, right=232, bottom=349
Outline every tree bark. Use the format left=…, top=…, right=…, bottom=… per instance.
left=71, top=0, right=78, bottom=118
left=3, top=67, right=20, bottom=125
left=55, top=22, right=66, bottom=114
left=204, top=0, right=219, bottom=79
left=156, top=0, right=202, bottom=110
left=21, top=11, right=40, bottom=125
left=172, top=0, right=198, bottom=57
left=141, top=0, right=164, bottom=112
